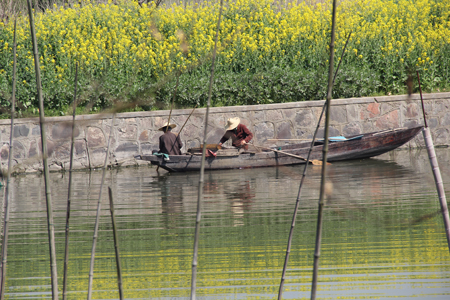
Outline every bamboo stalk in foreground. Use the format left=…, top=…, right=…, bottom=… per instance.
left=62, top=62, right=79, bottom=300
left=278, top=28, right=352, bottom=300
left=190, top=1, right=223, bottom=299
left=0, top=19, right=17, bottom=300
left=108, top=187, right=124, bottom=300
left=417, top=71, right=450, bottom=251
left=26, top=1, right=59, bottom=298
left=311, top=0, right=337, bottom=299
left=87, top=114, right=116, bottom=300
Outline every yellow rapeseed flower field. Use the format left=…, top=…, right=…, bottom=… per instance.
left=0, top=0, right=449, bottom=115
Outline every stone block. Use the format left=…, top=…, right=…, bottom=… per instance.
left=54, top=142, right=71, bottom=159
left=346, top=105, right=360, bottom=122
left=29, top=140, right=38, bottom=158
left=330, top=106, right=347, bottom=124
left=118, top=124, right=137, bottom=140
left=442, top=112, right=450, bottom=126
left=12, top=140, right=26, bottom=159
left=426, top=118, right=438, bottom=129
left=32, top=126, right=41, bottom=136
left=295, top=110, right=314, bottom=127
left=254, top=122, right=274, bottom=143
left=13, top=124, right=30, bottom=138
left=276, top=121, right=292, bottom=139
left=86, top=127, right=106, bottom=148
left=403, top=120, right=420, bottom=129
left=116, top=142, right=139, bottom=154
left=1, top=144, right=9, bottom=160
left=343, top=123, right=362, bottom=136
left=405, top=103, right=419, bottom=118
left=367, top=102, right=380, bottom=117
left=375, top=110, right=399, bottom=130
left=253, top=110, right=265, bottom=121
left=38, top=139, right=55, bottom=157
left=435, top=128, right=450, bottom=146
left=181, top=124, right=201, bottom=139
left=139, top=130, right=149, bottom=142
left=139, top=118, right=153, bottom=130
left=52, top=123, right=80, bottom=140
left=266, top=110, right=283, bottom=121
left=283, top=109, right=296, bottom=119
left=206, top=128, right=225, bottom=144
left=75, top=140, right=86, bottom=156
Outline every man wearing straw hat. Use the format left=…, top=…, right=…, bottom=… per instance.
left=218, top=117, right=253, bottom=149
left=158, top=122, right=183, bottom=155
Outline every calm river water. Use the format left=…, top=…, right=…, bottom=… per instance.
left=2, top=148, right=450, bottom=299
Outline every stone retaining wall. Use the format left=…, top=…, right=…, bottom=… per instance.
left=1, top=92, right=449, bottom=174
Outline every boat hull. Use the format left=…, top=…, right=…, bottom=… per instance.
left=139, top=126, right=423, bottom=172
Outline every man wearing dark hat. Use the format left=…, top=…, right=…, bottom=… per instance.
left=158, top=122, right=183, bottom=155
left=218, top=117, right=253, bottom=149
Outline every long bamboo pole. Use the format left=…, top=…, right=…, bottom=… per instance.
left=190, top=1, right=223, bottom=299
left=278, top=27, right=352, bottom=300
left=108, top=187, right=124, bottom=300
left=26, top=1, right=59, bottom=298
left=0, top=19, right=17, bottom=300
left=62, top=62, right=79, bottom=300
left=169, top=105, right=197, bottom=154
left=311, top=0, right=337, bottom=299
left=417, top=71, right=450, bottom=251
left=87, top=114, right=116, bottom=300
left=178, top=105, right=197, bottom=136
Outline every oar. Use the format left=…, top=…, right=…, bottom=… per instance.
left=253, top=145, right=323, bottom=166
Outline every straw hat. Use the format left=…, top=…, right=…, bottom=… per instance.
left=158, top=122, right=177, bottom=131
left=224, top=117, right=240, bottom=131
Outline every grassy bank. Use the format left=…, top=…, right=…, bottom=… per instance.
left=0, top=0, right=449, bottom=118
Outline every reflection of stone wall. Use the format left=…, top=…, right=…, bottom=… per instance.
left=0, top=92, right=449, bottom=173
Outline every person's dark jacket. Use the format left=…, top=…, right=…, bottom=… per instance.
left=159, top=131, right=182, bottom=155
left=219, top=124, right=253, bottom=147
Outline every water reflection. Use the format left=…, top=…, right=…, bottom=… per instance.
left=1, top=149, right=450, bottom=299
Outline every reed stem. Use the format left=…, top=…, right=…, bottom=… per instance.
left=190, top=1, right=223, bottom=299
left=417, top=71, right=450, bottom=252
left=0, top=19, right=17, bottom=300
left=27, top=1, right=59, bottom=298
left=87, top=114, right=116, bottom=300
left=279, top=23, right=351, bottom=300
left=62, top=62, right=79, bottom=300
left=108, top=187, right=124, bottom=300
left=311, top=0, right=337, bottom=299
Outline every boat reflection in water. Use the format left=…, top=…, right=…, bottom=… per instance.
left=2, top=149, right=450, bottom=299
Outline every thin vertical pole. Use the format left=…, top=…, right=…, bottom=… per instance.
left=108, top=187, right=124, bottom=300
left=417, top=71, right=450, bottom=251
left=87, top=114, right=116, bottom=300
left=190, top=0, right=223, bottom=299
left=278, top=30, right=351, bottom=300
left=26, top=1, right=59, bottom=298
left=62, top=62, right=79, bottom=300
left=0, top=19, right=17, bottom=300
left=311, top=0, right=337, bottom=299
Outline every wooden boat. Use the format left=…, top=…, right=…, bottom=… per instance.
left=138, top=126, right=423, bottom=172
